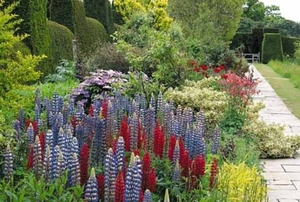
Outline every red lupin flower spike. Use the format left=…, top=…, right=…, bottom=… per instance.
left=168, top=135, right=176, bottom=162
left=146, top=168, right=156, bottom=193
left=80, top=143, right=89, bottom=186
left=97, top=174, right=105, bottom=200
left=115, top=169, right=125, bottom=202
left=142, top=152, right=151, bottom=190
left=120, top=115, right=130, bottom=151
left=209, top=157, right=218, bottom=190
left=26, top=146, right=34, bottom=170
left=101, top=99, right=108, bottom=118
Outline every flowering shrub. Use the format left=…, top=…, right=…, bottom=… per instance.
left=165, top=78, right=227, bottom=127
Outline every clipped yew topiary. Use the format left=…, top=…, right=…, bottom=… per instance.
left=29, top=0, right=54, bottom=76
left=84, top=0, right=114, bottom=35
left=282, top=36, right=300, bottom=58
left=47, top=20, right=74, bottom=66
left=261, top=33, right=283, bottom=64
left=48, top=0, right=75, bottom=32
left=85, top=17, right=108, bottom=47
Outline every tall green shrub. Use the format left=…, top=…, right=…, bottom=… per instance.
left=282, top=36, right=300, bottom=58
left=48, top=0, right=75, bottom=32
left=29, top=0, right=53, bottom=76
left=47, top=21, right=74, bottom=65
left=85, top=17, right=108, bottom=46
left=84, top=0, right=114, bottom=35
left=261, top=33, right=283, bottom=63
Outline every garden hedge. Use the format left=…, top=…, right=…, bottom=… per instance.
left=85, top=17, right=109, bottom=48
left=84, top=0, right=115, bottom=34
left=47, top=20, right=74, bottom=66
left=48, top=0, right=74, bottom=32
left=282, top=36, right=300, bottom=58
left=261, top=33, right=283, bottom=64
left=263, top=28, right=280, bottom=34
left=29, top=0, right=54, bottom=76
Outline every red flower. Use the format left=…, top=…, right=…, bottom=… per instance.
left=120, top=115, right=130, bottom=151
left=97, top=174, right=105, bottom=200
left=221, top=74, right=228, bottom=80
left=219, top=64, right=226, bottom=70
left=146, top=168, right=156, bottom=193
left=32, top=120, right=38, bottom=136
left=200, top=65, right=208, bottom=71
left=142, top=152, right=151, bottom=190
left=26, top=146, right=34, bottom=170
left=115, top=169, right=125, bottom=202
left=180, top=150, right=189, bottom=177
left=139, top=190, right=144, bottom=202
left=80, top=143, right=89, bottom=186
left=193, top=67, right=201, bottom=72
left=88, top=105, right=94, bottom=117
left=168, top=135, right=176, bottom=162
left=101, top=99, right=108, bottom=118
left=209, top=157, right=218, bottom=190
left=188, top=60, right=197, bottom=67
left=214, top=68, right=221, bottom=74
left=194, top=154, right=206, bottom=178
left=153, top=121, right=164, bottom=158
left=39, top=132, right=45, bottom=158
left=25, top=118, right=31, bottom=130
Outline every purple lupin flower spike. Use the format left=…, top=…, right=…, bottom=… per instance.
left=52, top=145, right=61, bottom=179
left=143, top=189, right=152, bottom=202
left=26, top=123, right=34, bottom=146
left=211, top=127, right=220, bottom=155
left=57, top=128, right=66, bottom=161
left=18, top=107, right=25, bottom=131
left=92, top=117, right=105, bottom=166
left=45, top=129, right=54, bottom=151
left=104, top=148, right=117, bottom=202
left=116, top=136, right=125, bottom=171
left=3, top=145, right=13, bottom=179
left=33, top=136, right=43, bottom=179
left=43, top=145, right=52, bottom=182
left=56, top=149, right=66, bottom=179
left=66, top=129, right=73, bottom=167
left=173, top=140, right=180, bottom=165
left=13, top=119, right=21, bottom=141
left=129, top=112, right=139, bottom=151
left=68, top=153, right=81, bottom=187
left=84, top=168, right=99, bottom=202
left=172, top=160, right=181, bottom=182
left=71, top=137, right=79, bottom=158
left=125, top=153, right=142, bottom=201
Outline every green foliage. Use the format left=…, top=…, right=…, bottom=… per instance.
left=85, top=42, right=130, bottom=73
left=29, top=0, right=53, bottom=76
left=47, top=20, right=74, bottom=66
left=44, top=60, right=76, bottom=83
left=0, top=2, right=44, bottom=95
left=48, top=0, right=74, bottom=32
left=12, top=42, right=31, bottom=56
left=115, top=12, right=189, bottom=92
left=0, top=171, right=84, bottom=201
left=72, top=0, right=90, bottom=56
left=263, top=27, right=280, bottom=33
left=217, top=162, right=267, bottom=202
left=281, top=36, right=300, bottom=58
left=84, top=0, right=115, bottom=34
left=261, top=33, right=283, bottom=64
left=85, top=17, right=108, bottom=47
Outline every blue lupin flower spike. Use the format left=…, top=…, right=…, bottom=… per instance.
left=3, top=145, right=13, bottom=179
left=211, top=127, right=220, bottom=155
left=116, top=136, right=125, bottom=171
left=132, top=155, right=142, bottom=201
left=26, top=123, right=34, bottom=146
left=43, top=145, right=52, bottom=182
left=13, top=119, right=21, bottom=141
left=68, top=153, right=80, bottom=187
left=84, top=168, right=99, bottom=202
left=172, top=160, right=181, bottom=182
left=104, top=148, right=117, bottom=202
left=143, top=189, right=152, bottom=202
left=33, top=136, right=43, bottom=178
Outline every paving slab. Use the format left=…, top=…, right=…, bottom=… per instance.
left=251, top=65, right=300, bottom=201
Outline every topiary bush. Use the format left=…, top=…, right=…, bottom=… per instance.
left=84, top=0, right=115, bottom=35
left=84, top=42, right=130, bottom=73
left=48, top=0, right=74, bottom=32
left=29, top=0, right=53, bottom=76
left=47, top=20, right=74, bottom=66
left=281, top=36, right=300, bottom=58
left=85, top=17, right=108, bottom=50
left=261, top=33, right=283, bottom=64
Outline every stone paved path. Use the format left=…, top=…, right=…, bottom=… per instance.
left=251, top=65, right=300, bottom=202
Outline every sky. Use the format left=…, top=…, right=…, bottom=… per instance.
left=260, top=0, right=300, bottom=22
